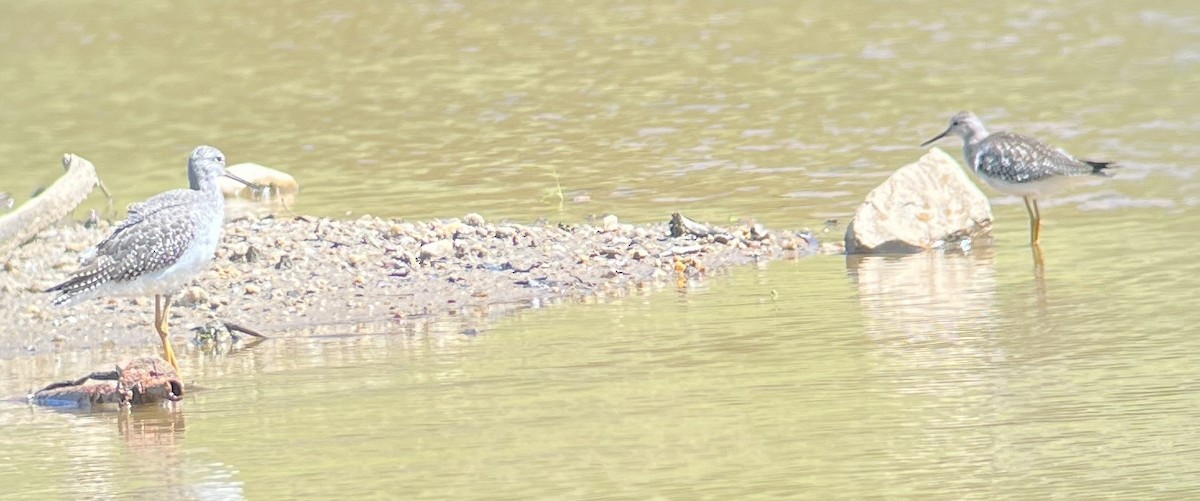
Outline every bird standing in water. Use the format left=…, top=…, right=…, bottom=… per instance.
left=47, top=146, right=253, bottom=372
left=921, top=112, right=1114, bottom=246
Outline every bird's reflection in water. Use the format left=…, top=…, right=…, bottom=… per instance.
left=33, top=402, right=246, bottom=500
left=847, top=248, right=1001, bottom=344
left=1032, top=244, right=1049, bottom=314
left=117, top=406, right=190, bottom=499
left=845, top=250, right=1006, bottom=468
left=843, top=246, right=1072, bottom=480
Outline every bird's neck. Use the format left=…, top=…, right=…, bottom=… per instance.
left=962, top=125, right=988, bottom=146
left=192, top=176, right=224, bottom=201
left=959, top=127, right=989, bottom=172
left=188, top=169, right=201, bottom=190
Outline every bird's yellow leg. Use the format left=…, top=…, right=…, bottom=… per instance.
left=154, top=294, right=180, bottom=373
left=1023, top=196, right=1042, bottom=246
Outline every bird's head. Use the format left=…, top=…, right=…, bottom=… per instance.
left=187, top=145, right=253, bottom=189
left=921, top=111, right=988, bottom=147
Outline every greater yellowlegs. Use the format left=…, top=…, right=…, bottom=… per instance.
left=921, top=111, right=1114, bottom=246
left=46, top=146, right=252, bottom=372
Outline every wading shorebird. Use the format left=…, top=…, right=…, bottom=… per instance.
left=921, top=111, right=1115, bottom=246
left=46, top=146, right=253, bottom=373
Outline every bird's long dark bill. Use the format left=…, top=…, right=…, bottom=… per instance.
left=223, top=172, right=261, bottom=190
left=920, top=127, right=952, bottom=147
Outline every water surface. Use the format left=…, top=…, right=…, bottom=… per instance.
left=2, top=1, right=1199, bottom=499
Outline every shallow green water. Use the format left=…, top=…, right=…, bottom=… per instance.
left=6, top=235, right=1200, bottom=499
left=3, top=1, right=1200, bottom=499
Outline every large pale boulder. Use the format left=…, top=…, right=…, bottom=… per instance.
left=218, top=162, right=300, bottom=218
left=218, top=162, right=300, bottom=198
left=844, top=147, right=993, bottom=254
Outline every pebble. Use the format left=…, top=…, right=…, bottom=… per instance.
left=463, top=213, right=486, bottom=227
left=440, top=222, right=465, bottom=239
left=602, top=214, right=620, bottom=232
left=419, top=239, right=454, bottom=260
left=177, top=286, right=210, bottom=307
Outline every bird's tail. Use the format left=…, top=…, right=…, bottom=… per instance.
left=45, top=281, right=83, bottom=306
left=1085, top=160, right=1116, bottom=177
left=44, top=267, right=103, bottom=306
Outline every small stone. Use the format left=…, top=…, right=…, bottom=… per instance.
left=440, top=222, right=465, bottom=239
left=749, top=223, right=769, bottom=241
left=177, top=286, right=210, bottom=307
left=387, top=223, right=411, bottom=238
left=244, top=245, right=260, bottom=263
left=821, top=242, right=844, bottom=255
left=228, top=243, right=250, bottom=261
left=601, top=214, right=619, bottom=232
left=419, top=239, right=454, bottom=260
left=244, top=284, right=262, bottom=295
left=463, top=213, right=486, bottom=227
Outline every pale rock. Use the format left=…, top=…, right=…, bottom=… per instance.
left=845, top=148, right=993, bottom=254
left=601, top=214, right=619, bottom=232
left=463, top=213, right=486, bottom=227
left=419, top=239, right=454, bottom=260
left=176, top=286, right=210, bottom=307
left=218, top=163, right=300, bottom=197
left=219, top=162, right=300, bottom=219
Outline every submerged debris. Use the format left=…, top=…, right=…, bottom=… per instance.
left=30, top=357, right=183, bottom=409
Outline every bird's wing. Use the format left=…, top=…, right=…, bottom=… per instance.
left=106, top=189, right=194, bottom=239
left=975, top=132, right=1093, bottom=184
left=48, top=193, right=200, bottom=299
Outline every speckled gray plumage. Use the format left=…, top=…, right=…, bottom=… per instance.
left=923, top=111, right=1113, bottom=192
left=48, top=195, right=206, bottom=304
left=972, top=131, right=1101, bottom=184
left=47, top=146, right=229, bottom=306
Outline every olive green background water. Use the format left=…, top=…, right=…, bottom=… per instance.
left=3, top=1, right=1200, bottom=499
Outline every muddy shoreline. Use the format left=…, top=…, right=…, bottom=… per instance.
left=0, top=213, right=831, bottom=362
